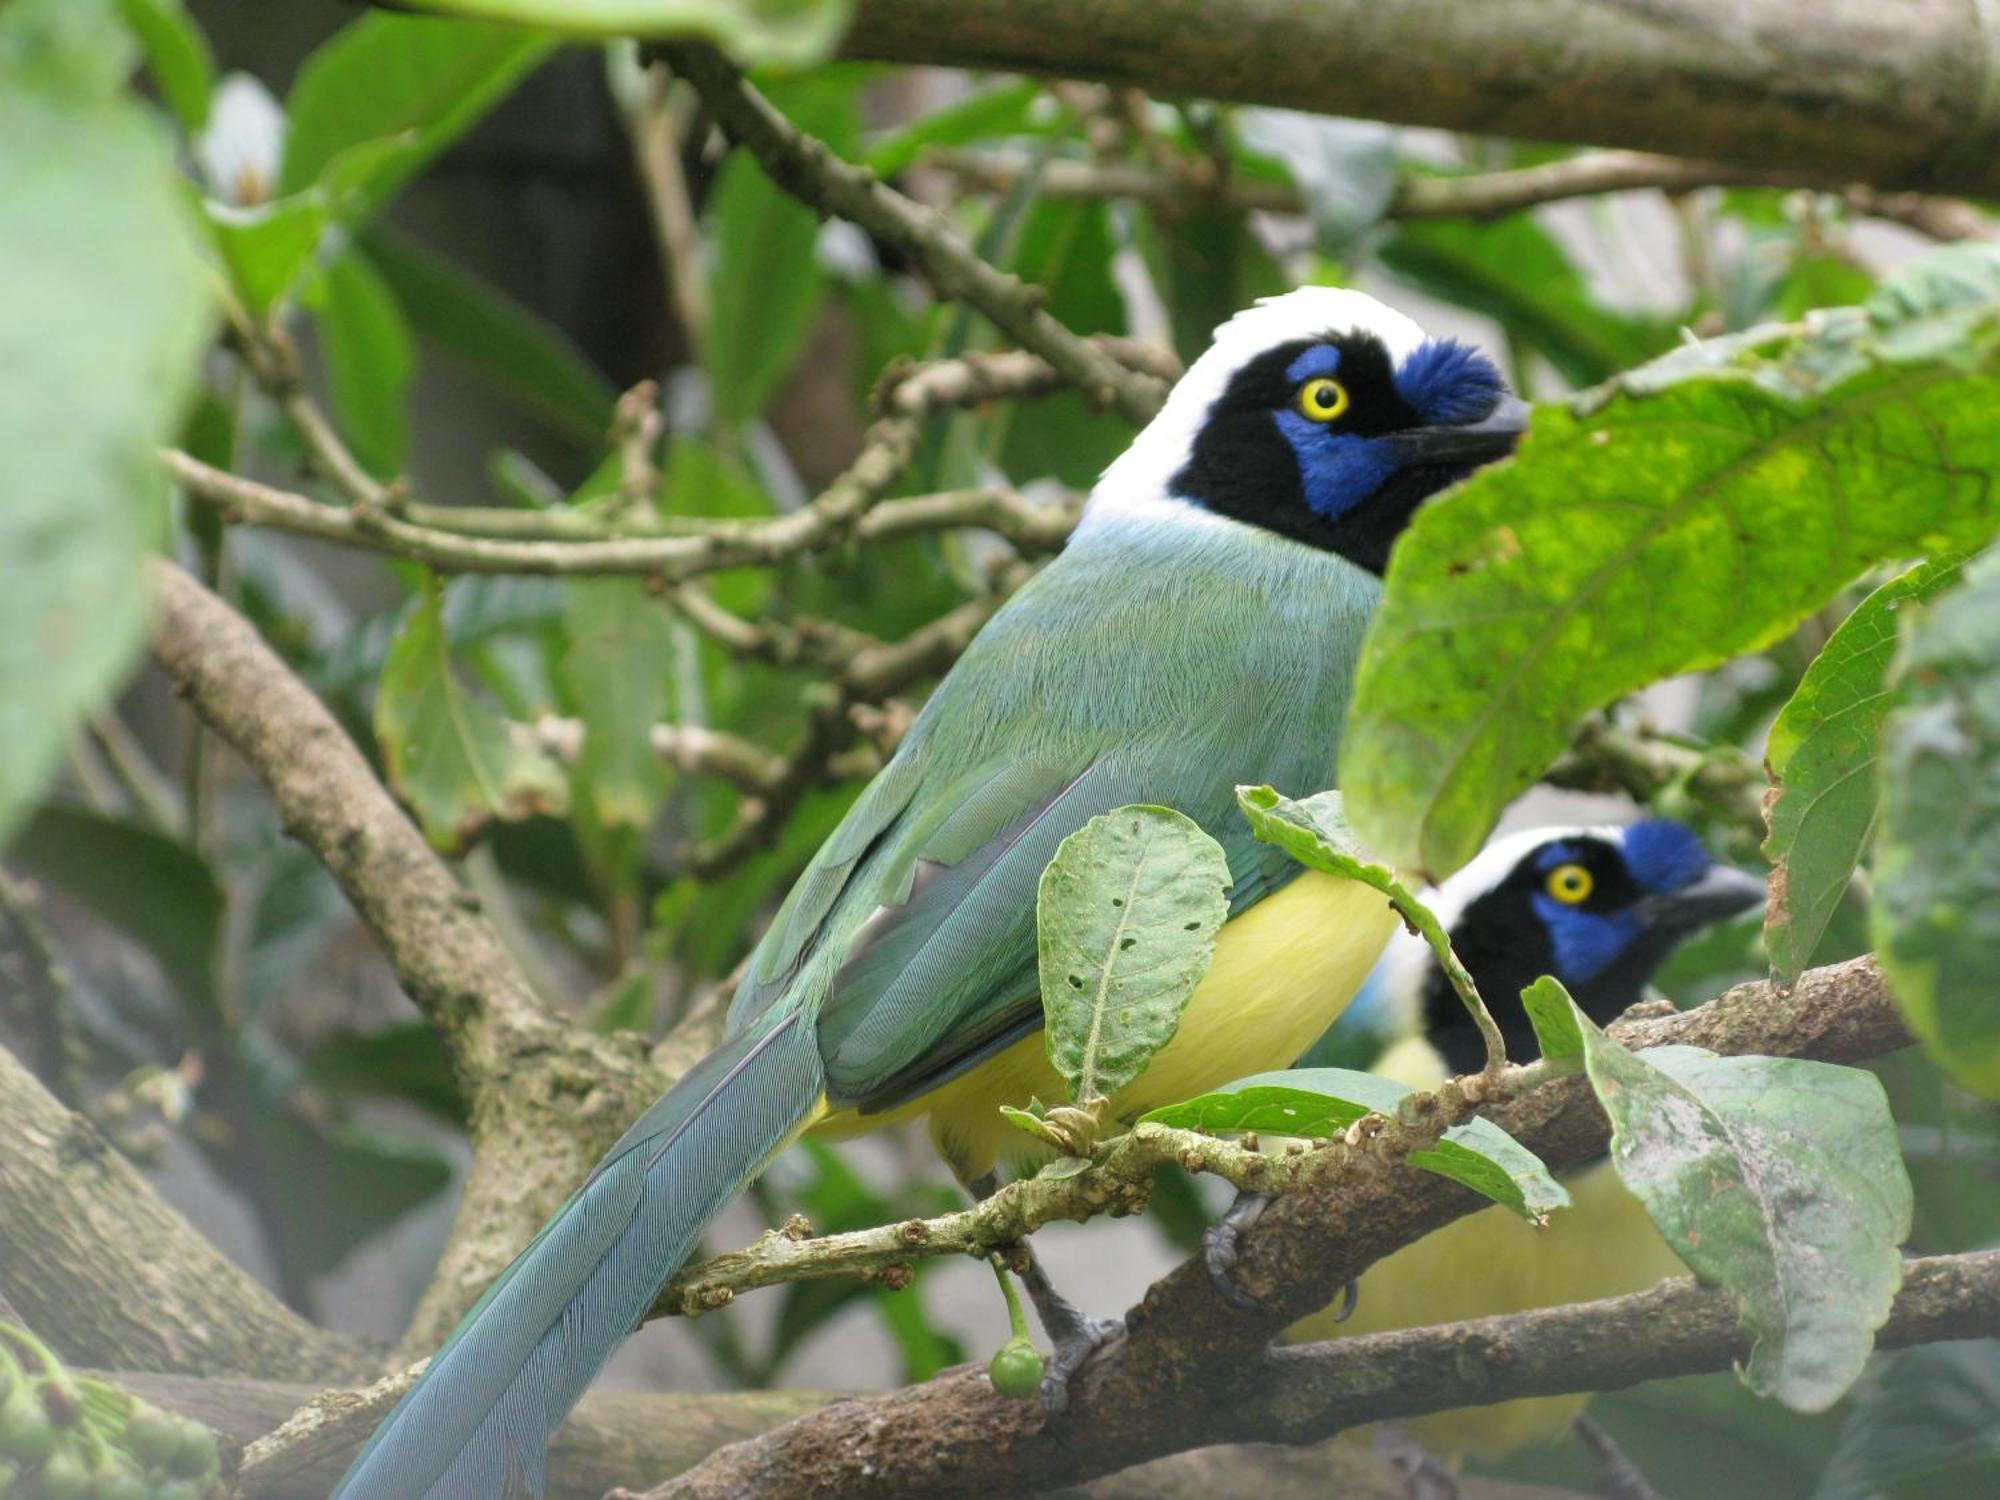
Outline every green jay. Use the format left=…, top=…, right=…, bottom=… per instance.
left=332, top=288, right=1528, bottom=1499
left=1286, top=819, right=1765, bottom=1461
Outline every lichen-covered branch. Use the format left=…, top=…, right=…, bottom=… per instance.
left=0, top=1041, right=374, bottom=1383
left=629, top=954, right=1911, bottom=1497
left=659, top=41, right=1171, bottom=425
left=1544, top=714, right=1769, bottom=845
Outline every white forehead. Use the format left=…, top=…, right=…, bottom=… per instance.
left=1085, top=287, right=1429, bottom=529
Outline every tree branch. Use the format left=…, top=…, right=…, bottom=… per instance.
left=146, top=561, right=673, bottom=1358
left=0, top=1040, right=374, bottom=1383
left=841, top=0, right=2000, bottom=201
left=658, top=42, right=1171, bottom=425
left=631, top=954, right=1913, bottom=1497
left=1544, top=714, right=1769, bottom=846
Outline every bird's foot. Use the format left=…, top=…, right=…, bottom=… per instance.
left=1038, top=1304, right=1123, bottom=1415
left=1202, top=1191, right=1271, bottom=1309
left=1575, top=1415, right=1665, bottom=1500
left=1374, top=1423, right=1461, bottom=1500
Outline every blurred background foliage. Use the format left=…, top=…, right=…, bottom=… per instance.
left=3, top=2, right=1998, bottom=1496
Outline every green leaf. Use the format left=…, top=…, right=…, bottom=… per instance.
left=375, top=579, right=568, bottom=853
left=1380, top=213, right=1680, bottom=387
left=200, top=193, right=326, bottom=316
left=1764, top=556, right=1968, bottom=980
left=1344, top=243, right=2000, bottom=877
left=558, top=579, right=677, bottom=828
left=1142, top=1066, right=1568, bottom=1221
left=312, top=249, right=416, bottom=474
left=1035, top=805, right=1231, bottom=1105
left=705, top=74, right=858, bottom=428
left=247, top=1106, right=453, bottom=1281
left=1873, top=545, right=2000, bottom=1099
left=1520, top=974, right=1585, bottom=1063
left=0, top=1, right=216, bottom=843
left=1816, top=1342, right=2000, bottom=1500
left=1578, top=1019, right=1912, bottom=1410
left=360, top=224, right=615, bottom=444
left=1239, top=110, right=1398, bottom=250
left=114, top=0, right=214, bottom=132
left=280, top=13, right=554, bottom=218
left=862, top=79, right=1044, bottom=179
left=391, top=0, right=852, bottom=65
left=303, top=1023, right=464, bottom=1124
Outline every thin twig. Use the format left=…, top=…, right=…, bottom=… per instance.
left=661, top=42, right=1171, bottom=425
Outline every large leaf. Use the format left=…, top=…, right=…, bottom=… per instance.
left=0, top=0, right=215, bottom=843
left=375, top=579, right=567, bottom=853
left=1764, top=556, right=1967, bottom=980
left=114, top=0, right=214, bottom=132
left=392, top=0, right=852, bottom=64
left=1035, top=805, right=1231, bottom=1105
left=361, top=224, right=615, bottom=444
left=1874, top=545, right=2000, bottom=1099
left=1579, top=1020, right=1912, bottom=1411
left=862, top=78, right=1044, bottom=179
left=280, top=12, right=554, bottom=217
left=558, top=579, right=677, bottom=828
left=1141, top=1066, right=1568, bottom=1221
left=1344, top=244, right=2000, bottom=877
left=200, top=193, right=327, bottom=317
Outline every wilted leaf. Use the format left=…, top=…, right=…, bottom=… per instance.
left=393, top=0, right=852, bottom=65
left=280, top=12, right=554, bottom=218
left=1036, top=805, right=1231, bottom=1105
left=1142, top=1066, right=1567, bottom=1221
left=0, top=0, right=215, bottom=842
left=1345, top=243, right=2000, bottom=877
left=375, top=579, right=567, bottom=853
left=1579, top=1020, right=1911, bottom=1410
left=1764, top=556, right=1967, bottom=980
left=1874, top=545, right=2000, bottom=1099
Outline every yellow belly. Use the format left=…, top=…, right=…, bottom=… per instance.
left=1289, top=1043, right=1685, bottom=1460
left=815, top=870, right=1399, bottom=1179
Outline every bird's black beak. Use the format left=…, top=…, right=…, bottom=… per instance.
left=1644, top=864, right=1768, bottom=930
left=1387, top=395, right=1532, bottom=467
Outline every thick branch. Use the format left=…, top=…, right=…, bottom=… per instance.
left=639, top=954, right=1912, bottom=1496
left=0, top=1041, right=373, bottom=1383
left=660, top=42, right=1170, bottom=425
left=842, top=0, right=2000, bottom=201
left=146, top=562, right=670, bottom=1358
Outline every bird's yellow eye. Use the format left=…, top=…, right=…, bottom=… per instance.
left=1296, top=377, right=1349, bottom=423
left=1546, top=864, right=1594, bottom=905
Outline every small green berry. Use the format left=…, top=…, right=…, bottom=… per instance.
left=124, top=1405, right=178, bottom=1471
left=152, top=1480, right=205, bottom=1500
left=0, top=1384, right=56, bottom=1465
left=163, top=1418, right=217, bottom=1479
left=987, top=1335, right=1045, bottom=1400
left=37, top=1447, right=94, bottom=1500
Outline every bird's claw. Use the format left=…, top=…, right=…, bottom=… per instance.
left=1202, top=1191, right=1271, bottom=1309
left=1039, top=1312, right=1123, bottom=1415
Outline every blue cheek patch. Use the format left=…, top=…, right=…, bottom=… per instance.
left=1285, top=344, right=1343, bottom=382
left=1532, top=894, right=1643, bottom=984
left=1396, top=339, right=1505, bottom=426
left=1274, top=412, right=1395, bottom=519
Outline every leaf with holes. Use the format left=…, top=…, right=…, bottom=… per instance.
left=1765, top=555, right=1968, bottom=980
left=1579, top=1017, right=1911, bottom=1410
left=1874, top=545, right=2000, bottom=1099
left=1343, top=242, right=2000, bottom=878
left=375, top=579, right=567, bottom=853
left=1036, top=805, right=1231, bottom=1105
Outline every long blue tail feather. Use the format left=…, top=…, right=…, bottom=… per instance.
left=331, top=1013, right=825, bottom=1500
